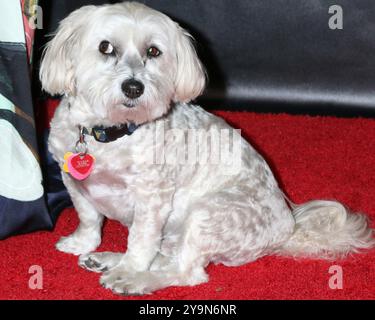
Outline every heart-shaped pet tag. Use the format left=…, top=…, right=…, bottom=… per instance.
left=63, top=152, right=95, bottom=180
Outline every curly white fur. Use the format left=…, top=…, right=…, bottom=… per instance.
left=40, top=1, right=374, bottom=296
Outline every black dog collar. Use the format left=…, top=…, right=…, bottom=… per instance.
left=82, top=123, right=139, bottom=143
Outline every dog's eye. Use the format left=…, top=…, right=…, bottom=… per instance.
left=147, top=46, right=161, bottom=58
left=99, top=40, right=114, bottom=55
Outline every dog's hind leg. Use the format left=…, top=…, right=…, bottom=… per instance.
left=78, top=252, right=123, bottom=273
left=101, top=187, right=291, bottom=295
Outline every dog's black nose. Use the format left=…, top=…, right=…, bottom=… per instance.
left=121, top=79, right=144, bottom=99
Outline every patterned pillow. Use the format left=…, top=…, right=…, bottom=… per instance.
left=0, top=1, right=52, bottom=239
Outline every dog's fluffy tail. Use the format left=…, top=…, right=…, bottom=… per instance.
left=276, top=199, right=375, bottom=260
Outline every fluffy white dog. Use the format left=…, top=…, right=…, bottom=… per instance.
left=40, top=2, right=374, bottom=295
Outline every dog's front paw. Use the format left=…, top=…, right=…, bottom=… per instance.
left=99, top=266, right=125, bottom=290
left=79, top=252, right=123, bottom=273
left=56, top=234, right=100, bottom=255
left=100, top=269, right=155, bottom=296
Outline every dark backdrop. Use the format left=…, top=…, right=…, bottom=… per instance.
left=34, top=0, right=375, bottom=116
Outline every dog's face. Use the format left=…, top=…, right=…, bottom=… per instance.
left=40, top=2, right=206, bottom=125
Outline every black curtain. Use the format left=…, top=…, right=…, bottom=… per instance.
left=34, top=0, right=375, bottom=116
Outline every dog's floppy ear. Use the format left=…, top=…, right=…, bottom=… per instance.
left=39, top=6, right=95, bottom=96
left=173, top=25, right=206, bottom=103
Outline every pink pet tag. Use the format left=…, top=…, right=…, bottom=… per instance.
left=63, top=152, right=95, bottom=180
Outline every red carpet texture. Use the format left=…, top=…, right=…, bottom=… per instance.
left=1, top=109, right=375, bottom=300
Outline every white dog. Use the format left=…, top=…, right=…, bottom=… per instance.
left=40, top=2, right=374, bottom=295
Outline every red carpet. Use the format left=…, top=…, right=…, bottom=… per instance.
left=1, top=108, right=374, bottom=300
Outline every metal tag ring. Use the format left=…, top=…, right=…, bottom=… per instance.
left=75, top=140, right=88, bottom=155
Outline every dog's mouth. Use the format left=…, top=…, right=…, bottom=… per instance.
left=123, top=102, right=136, bottom=109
